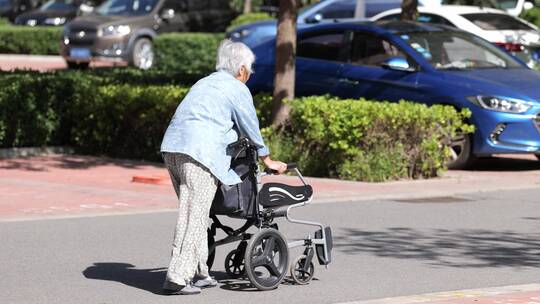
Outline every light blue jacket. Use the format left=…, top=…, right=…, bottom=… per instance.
left=160, top=70, right=269, bottom=185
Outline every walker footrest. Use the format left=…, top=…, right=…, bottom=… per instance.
left=315, top=226, right=333, bottom=266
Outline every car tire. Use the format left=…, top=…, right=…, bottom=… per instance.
left=129, top=37, right=154, bottom=70
left=447, top=133, right=476, bottom=170
left=66, top=61, right=89, bottom=69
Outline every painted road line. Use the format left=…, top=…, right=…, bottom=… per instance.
left=335, top=283, right=540, bottom=304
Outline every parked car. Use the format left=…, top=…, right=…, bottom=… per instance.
left=247, top=21, right=540, bottom=168
left=14, top=0, right=101, bottom=26
left=440, top=0, right=536, bottom=16
left=0, top=0, right=40, bottom=22
left=372, top=5, right=540, bottom=67
left=228, top=0, right=411, bottom=47
left=60, top=0, right=231, bottom=69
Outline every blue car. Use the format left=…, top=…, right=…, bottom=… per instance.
left=247, top=21, right=540, bottom=168
left=228, top=0, right=405, bottom=47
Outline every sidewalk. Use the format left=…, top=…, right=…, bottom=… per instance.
left=341, top=284, right=540, bottom=304
left=0, top=54, right=125, bottom=72
left=1, top=153, right=540, bottom=221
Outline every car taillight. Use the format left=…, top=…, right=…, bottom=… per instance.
left=494, top=42, right=525, bottom=52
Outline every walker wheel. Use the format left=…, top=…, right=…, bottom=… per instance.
left=225, top=249, right=245, bottom=278
left=290, top=255, right=315, bottom=285
left=244, top=228, right=289, bottom=290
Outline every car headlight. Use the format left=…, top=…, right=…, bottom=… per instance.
left=44, top=17, right=66, bottom=25
left=468, top=96, right=534, bottom=114
left=98, top=25, right=131, bottom=37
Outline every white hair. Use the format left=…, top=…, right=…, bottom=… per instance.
left=215, top=39, right=255, bottom=76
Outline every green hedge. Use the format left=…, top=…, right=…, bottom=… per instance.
left=153, top=33, right=223, bottom=76
left=521, top=7, right=540, bottom=28
left=263, top=97, right=473, bottom=181
left=226, top=12, right=273, bottom=32
left=0, top=26, right=62, bottom=55
left=0, top=26, right=221, bottom=80
left=0, top=73, right=473, bottom=180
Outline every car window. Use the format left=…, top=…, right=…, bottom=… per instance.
left=378, top=13, right=400, bottom=21
left=40, top=0, right=76, bottom=11
left=0, top=0, right=10, bottom=8
left=161, top=0, right=186, bottom=11
left=378, top=13, right=455, bottom=27
left=350, top=32, right=405, bottom=66
left=297, top=31, right=349, bottom=62
left=401, top=31, right=522, bottom=69
left=314, top=0, right=355, bottom=19
left=461, top=13, right=533, bottom=30
left=96, top=0, right=158, bottom=15
left=417, top=14, right=455, bottom=27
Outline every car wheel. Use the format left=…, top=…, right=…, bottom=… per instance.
left=66, top=61, right=89, bottom=69
left=447, top=133, right=476, bottom=170
left=130, top=38, right=154, bottom=70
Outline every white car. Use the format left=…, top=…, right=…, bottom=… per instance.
left=371, top=5, right=540, bottom=67
left=439, top=0, right=536, bottom=16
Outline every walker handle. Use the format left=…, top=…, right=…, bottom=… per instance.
left=264, top=163, right=297, bottom=174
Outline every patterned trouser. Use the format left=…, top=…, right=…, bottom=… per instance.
left=162, top=153, right=218, bottom=287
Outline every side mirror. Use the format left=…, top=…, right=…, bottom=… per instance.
left=305, top=13, right=322, bottom=24
left=381, top=57, right=415, bottom=72
left=161, top=8, right=175, bottom=20
left=523, top=1, right=534, bottom=10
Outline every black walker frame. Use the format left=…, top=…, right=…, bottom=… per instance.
left=207, top=138, right=333, bottom=290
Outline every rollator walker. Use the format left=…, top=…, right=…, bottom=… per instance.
left=207, top=138, right=333, bottom=290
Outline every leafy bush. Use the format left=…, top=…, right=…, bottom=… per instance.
left=0, top=18, right=10, bottom=26
left=70, top=85, right=188, bottom=160
left=0, top=26, right=62, bottom=55
left=227, top=12, right=273, bottom=32
left=263, top=96, right=474, bottom=182
left=0, top=28, right=221, bottom=82
left=0, top=73, right=473, bottom=181
left=521, top=7, right=540, bottom=28
left=153, top=33, right=224, bottom=77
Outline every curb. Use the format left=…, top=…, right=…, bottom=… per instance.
left=0, top=146, right=74, bottom=158
left=335, top=283, right=540, bottom=304
left=0, top=54, right=63, bottom=61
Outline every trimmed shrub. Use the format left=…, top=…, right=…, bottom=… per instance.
left=226, top=12, right=273, bottom=32
left=0, top=73, right=473, bottom=181
left=153, top=33, right=224, bottom=77
left=263, top=96, right=474, bottom=182
left=521, top=7, right=540, bottom=28
left=70, top=85, right=188, bottom=160
left=0, top=26, right=62, bottom=55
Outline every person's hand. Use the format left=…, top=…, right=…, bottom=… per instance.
left=262, top=157, right=287, bottom=174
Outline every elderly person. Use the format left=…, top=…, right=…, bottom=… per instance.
left=160, top=39, right=287, bottom=295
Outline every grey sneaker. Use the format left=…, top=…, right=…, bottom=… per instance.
left=193, top=277, right=218, bottom=288
left=162, top=282, right=201, bottom=295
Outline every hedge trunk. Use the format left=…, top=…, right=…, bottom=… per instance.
left=401, top=0, right=418, bottom=21
left=272, top=0, right=297, bottom=127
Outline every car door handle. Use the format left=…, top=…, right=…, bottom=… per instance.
left=339, top=78, right=359, bottom=85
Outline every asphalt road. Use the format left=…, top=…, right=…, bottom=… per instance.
left=2, top=188, right=540, bottom=304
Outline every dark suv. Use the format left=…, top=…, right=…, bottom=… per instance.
left=60, top=0, right=231, bottom=69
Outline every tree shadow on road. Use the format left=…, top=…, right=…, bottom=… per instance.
left=335, top=227, right=540, bottom=268
left=83, top=263, right=167, bottom=295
